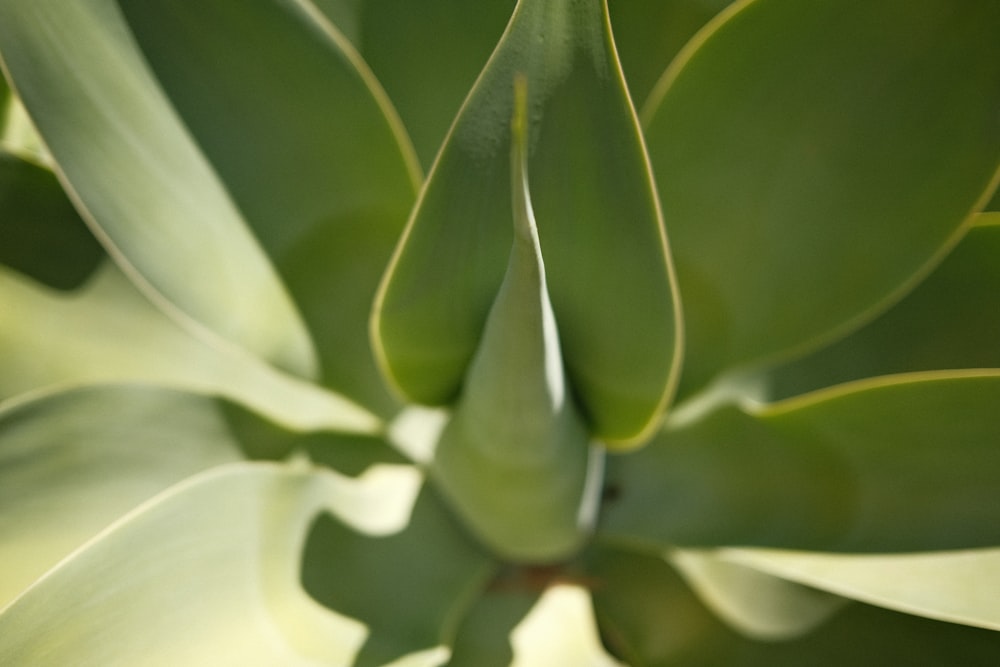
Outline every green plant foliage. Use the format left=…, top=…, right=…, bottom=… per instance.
left=1, top=0, right=999, bottom=664
left=644, top=0, right=1000, bottom=397
left=373, top=0, right=680, bottom=445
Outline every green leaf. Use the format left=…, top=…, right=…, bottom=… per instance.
left=446, top=588, right=541, bottom=667
left=118, top=0, right=421, bottom=416
left=767, top=215, right=1000, bottom=398
left=0, top=384, right=243, bottom=608
left=723, top=547, right=1000, bottom=632
left=429, top=78, right=599, bottom=562
left=317, top=0, right=518, bottom=168
left=600, top=372, right=1000, bottom=552
left=0, top=262, right=379, bottom=434
left=509, top=584, right=623, bottom=666
left=373, top=0, right=681, bottom=445
left=643, top=0, right=1000, bottom=396
left=669, top=550, right=846, bottom=640
left=302, top=485, right=495, bottom=667
left=0, top=460, right=423, bottom=665
left=0, top=0, right=317, bottom=379
left=0, top=151, right=103, bottom=290
left=588, top=546, right=1000, bottom=667
left=608, top=0, right=734, bottom=105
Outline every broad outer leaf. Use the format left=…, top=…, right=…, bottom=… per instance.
left=600, top=372, right=1000, bottom=552
left=0, top=262, right=379, bottom=434
left=302, top=486, right=495, bottom=667
left=723, top=547, right=1000, bottom=633
left=0, top=151, right=103, bottom=290
left=669, top=549, right=846, bottom=640
left=0, top=0, right=319, bottom=379
left=0, top=385, right=242, bottom=608
left=509, top=585, right=623, bottom=666
left=374, top=0, right=681, bottom=445
left=119, top=0, right=421, bottom=416
left=589, top=546, right=1000, bottom=667
left=0, top=461, right=422, bottom=665
left=644, top=0, right=1000, bottom=396
left=766, top=215, right=1000, bottom=398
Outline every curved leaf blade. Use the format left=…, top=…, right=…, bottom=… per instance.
left=669, top=549, right=846, bottom=640
left=723, top=547, right=1000, bottom=633
left=0, top=263, right=379, bottom=434
left=0, top=461, right=422, bottom=665
left=0, top=151, right=103, bottom=290
left=600, top=372, right=1000, bottom=552
left=317, top=0, right=517, bottom=168
left=766, top=215, right=1000, bottom=398
left=0, top=0, right=317, bottom=378
left=589, top=546, right=1000, bottom=667
left=373, top=0, right=681, bottom=445
left=644, top=0, right=1000, bottom=395
left=302, top=485, right=495, bottom=667
left=0, top=384, right=242, bottom=608
left=118, top=0, right=421, bottom=415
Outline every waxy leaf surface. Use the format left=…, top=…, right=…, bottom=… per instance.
left=601, top=372, right=1000, bottom=552
left=0, top=263, right=379, bottom=433
left=766, top=215, right=1000, bottom=398
left=644, top=0, right=1000, bottom=395
left=374, top=0, right=680, bottom=445
left=0, top=385, right=242, bottom=608
left=119, top=0, right=420, bottom=416
left=0, top=0, right=317, bottom=378
left=0, top=461, right=423, bottom=665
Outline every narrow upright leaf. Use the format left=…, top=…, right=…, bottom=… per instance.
left=430, top=79, right=599, bottom=562
left=374, top=0, right=681, bottom=445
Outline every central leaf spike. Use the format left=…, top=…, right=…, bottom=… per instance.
left=430, top=76, right=602, bottom=562
left=371, top=0, right=682, bottom=448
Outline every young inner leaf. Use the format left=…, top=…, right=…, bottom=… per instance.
left=430, top=76, right=599, bottom=563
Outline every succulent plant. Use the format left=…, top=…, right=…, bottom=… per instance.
left=1, top=0, right=999, bottom=664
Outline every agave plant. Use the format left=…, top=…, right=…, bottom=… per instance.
left=2, top=0, right=999, bottom=664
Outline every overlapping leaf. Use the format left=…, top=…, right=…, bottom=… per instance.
left=0, top=460, right=423, bottom=665
left=644, top=0, right=1000, bottom=396
left=766, top=214, right=1000, bottom=398
left=302, top=486, right=495, bottom=667
left=601, top=372, right=1000, bottom=552
left=118, top=0, right=421, bottom=416
left=0, top=151, right=102, bottom=290
left=0, top=263, right=378, bottom=433
left=0, top=385, right=242, bottom=608
left=608, top=0, right=734, bottom=105
left=0, top=0, right=318, bottom=378
left=589, top=547, right=1000, bottom=666
left=374, top=0, right=681, bottom=445
left=315, top=0, right=518, bottom=168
